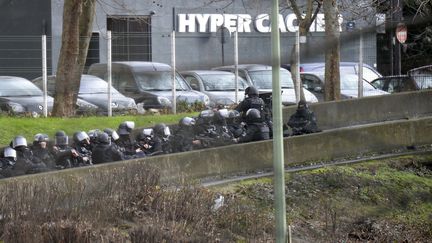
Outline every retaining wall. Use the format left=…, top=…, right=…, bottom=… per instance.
left=282, top=90, right=432, bottom=130
left=2, top=116, right=431, bottom=185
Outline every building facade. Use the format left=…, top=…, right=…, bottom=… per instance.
left=0, top=0, right=378, bottom=79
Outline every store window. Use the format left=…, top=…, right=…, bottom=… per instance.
left=107, top=16, right=151, bottom=61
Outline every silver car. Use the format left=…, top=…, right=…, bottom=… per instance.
left=181, top=70, right=249, bottom=107
left=301, top=72, right=389, bottom=101
left=212, top=64, right=318, bottom=106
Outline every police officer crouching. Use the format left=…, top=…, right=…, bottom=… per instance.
left=234, top=108, right=270, bottom=143
left=287, top=100, right=321, bottom=136
left=92, top=132, right=125, bottom=164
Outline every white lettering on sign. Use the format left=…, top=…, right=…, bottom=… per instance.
left=237, top=14, right=252, bottom=32
left=177, top=13, right=344, bottom=33
left=196, top=14, right=210, bottom=32
left=255, top=14, right=270, bottom=33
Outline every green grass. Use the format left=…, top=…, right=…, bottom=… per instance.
left=0, top=112, right=198, bottom=147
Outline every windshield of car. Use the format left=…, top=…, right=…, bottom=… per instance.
left=134, top=71, right=190, bottom=91
left=412, top=75, right=432, bottom=89
left=80, top=76, right=122, bottom=95
left=0, top=77, right=43, bottom=97
left=200, top=74, right=248, bottom=91
left=341, top=75, right=376, bottom=91
left=248, top=70, right=294, bottom=89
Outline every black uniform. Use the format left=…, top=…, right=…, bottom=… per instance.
left=0, top=157, right=16, bottom=178
left=235, top=87, right=272, bottom=136
left=31, top=144, right=56, bottom=169
left=14, top=146, right=48, bottom=174
left=237, top=108, right=270, bottom=143
left=287, top=101, right=321, bottom=136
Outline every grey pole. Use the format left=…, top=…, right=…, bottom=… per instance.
left=107, top=31, right=112, bottom=117
left=41, top=35, right=48, bottom=117
left=295, top=30, right=301, bottom=103
left=358, top=30, right=364, bottom=98
left=171, top=31, right=177, bottom=114
left=234, top=30, right=239, bottom=104
left=271, top=0, right=287, bottom=242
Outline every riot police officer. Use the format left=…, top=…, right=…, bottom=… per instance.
left=52, top=130, right=78, bottom=169
left=151, top=123, right=173, bottom=154
left=116, top=121, right=144, bottom=158
left=31, top=133, right=56, bottom=169
left=72, top=131, right=93, bottom=166
left=12, top=135, right=48, bottom=174
left=92, top=132, right=125, bottom=164
left=172, top=117, right=202, bottom=152
left=235, top=86, right=272, bottom=135
left=287, top=100, right=321, bottom=136
left=0, top=147, right=17, bottom=178
left=235, top=108, right=270, bottom=143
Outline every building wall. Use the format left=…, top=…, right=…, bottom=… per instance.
left=0, top=0, right=377, bottom=77
left=0, top=0, right=52, bottom=79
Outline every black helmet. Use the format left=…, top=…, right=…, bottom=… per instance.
left=88, top=129, right=101, bottom=143
left=54, top=130, right=69, bottom=146
left=213, top=109, right=228, bottom=125
left=103, top=128, right=120, bottom=141
left=179, top=117, right=196, bottom=127
left=118, top=121, right=135, bottom=135
left=73, top=131, right=90, bottom=144
left=34, top=133, right=49, bottom=143
left=153, top=123, right=167, bottom=136
left=246, top=86, right=259, bottom=96
left=246, top=108, right=261, bottom=120
left=98, top=132, right=111, bottom=145
left=12, top=135, right=27, bottom=148
left=298, top=100, right=308, bottom=109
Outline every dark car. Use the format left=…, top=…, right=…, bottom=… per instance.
left=32, top=74, right=138, bottom=114
left=88, top=61, right=210, bottom=109
left=0, top=76, right=54, bottom=115
left=180, top=70, right=249, bottom=107
left=301, top=72, right=389, bottom=101
left=370, top=75, right=432, bottom=93
left=283, top=62, right=382, bottom=83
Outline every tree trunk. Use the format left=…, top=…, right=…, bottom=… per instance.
left=52, top=0, right=96, bottom=117
left=323, top=0, right=341, bottom=101
left=288, top=0, right=322, bottom=103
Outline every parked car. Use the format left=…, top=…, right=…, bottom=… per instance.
left=301, top=72, right=389, bottom=101
left=180, top=70, right=249, bottom=107
left=212, top=64, right=318, bottom=105
left=88, top=61, right=210, bottom=109
left=283, top=62, right=382, bottom=82
left=0, top=76, right=54, bottom=115
left=370, top=74, right=432, bottom=93
left=32, top=74, right=138, bottom=114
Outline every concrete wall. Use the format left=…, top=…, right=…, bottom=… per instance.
left=282, top=90, right=432, bottom=130
left=2, top=116, right=431, bottom=186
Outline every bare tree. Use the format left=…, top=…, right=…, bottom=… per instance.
left=323, top=0, right=341, bottom=101
left=52, top=0, right=96, bottom=117
left=286, top=0, right=322, bottom=102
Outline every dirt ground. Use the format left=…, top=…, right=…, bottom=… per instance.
left=213, top=153, right=432, bottom=242
left=1, top=153, right=431, bottom=242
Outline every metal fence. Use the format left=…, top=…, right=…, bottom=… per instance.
left=0, top=29, right=424, bottom=116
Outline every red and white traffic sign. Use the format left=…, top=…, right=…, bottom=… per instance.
left=396, top=23, right=407, bottom=44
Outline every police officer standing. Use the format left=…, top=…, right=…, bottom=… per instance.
left=235, top=86, right=272, bottom=135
